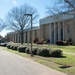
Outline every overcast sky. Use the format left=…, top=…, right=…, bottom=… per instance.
left=0, top=0, right=55, bottom=37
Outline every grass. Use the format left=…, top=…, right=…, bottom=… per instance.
left=36, top=44, right=75, bottom=53
left=1, top=44, right=75, bottom=75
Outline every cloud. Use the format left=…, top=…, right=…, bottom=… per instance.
left=13, top=0, right=16, bottom=5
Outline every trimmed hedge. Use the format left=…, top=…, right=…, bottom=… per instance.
left=0, top=43, right=7, bottom=47
left=25, top=47, right=30, bottom=54
left=3, top=42, right=63, bottom=58
left=10, top=45, right=14, bottom=49
left=17, top=46, right=27, bottom=52
left=13, top=45, right=18, bottom=50
left=56, top=40, right=64, bottom=45
left=32, top=47, right=38, bottom=55
left=37, top=48, right=50, bottom=57
left=6, top=44, right=12, bottom=49
left=10, top=45, right=18, bottom=50
left=49, top=49, right=63, bottom=57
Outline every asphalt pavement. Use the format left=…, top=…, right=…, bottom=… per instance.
left=0, top=49, right=67, bottom=75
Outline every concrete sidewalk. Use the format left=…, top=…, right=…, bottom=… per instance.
left=63, top=52, right=75, bottom=55
left=0, top=49, right=67, bottom=75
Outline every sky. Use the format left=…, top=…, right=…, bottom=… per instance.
left=0, top=0, right=55, bottom=37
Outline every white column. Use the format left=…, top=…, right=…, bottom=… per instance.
left=16, top=33, right=17, bottom=43
left=18, top=33, right=19, bottom=43
left=50, top=24, right=52, bottom=44
left=15, top=33, right=16, bottom=43
left=63, top=21, right=65, bottom=41
left=24, top=32, right=26, bottom=43
left=12, top=34, right=14, bottom=42
left=17, top=33, right=18, bottom=43
left=54, top=23, right=57, bottom=44
left=13, top=33, right=15, bottom=42
left=58, top=22, right=61, bottom=40
left=18, top=33, right=20, bottom=43
left=23, top=32, right=25, bottom=43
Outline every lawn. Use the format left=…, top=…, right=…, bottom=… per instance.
left=0, top=44, right=75, bottom=75
left=36, top=44, right=75, bottom=53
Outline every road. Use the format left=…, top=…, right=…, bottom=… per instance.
left=0, top=49, right=67, bottom=75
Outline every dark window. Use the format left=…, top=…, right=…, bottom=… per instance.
left=51, top=23, right=54, bottom=43
left=60, top=22, right=63, bottom=41
left=56, top=22, right=58, bottom=41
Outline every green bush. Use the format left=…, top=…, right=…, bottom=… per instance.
left=13, top=45, right=18, bottom=50
left=17, top=46, right=27, bottom=52
left=6, top=44, right=12, bottom=49
left=32, top=47, right=38, bottom=55
left=10, top=45, right=18, bottom=50
left=72, top=43, right=75, bottom=46
left=37, top=48, right=50, bottom=57
left=0, top=43, right=7, bottom=47
left=49, top=49, right=63, bottom=57
left=10, top=45, right=14, bottom=49
left=25, top=47, right=30, bottom=54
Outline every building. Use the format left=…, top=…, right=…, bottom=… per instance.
left=6, top=10, right=75, bottom=44
left=40, top=11, right=75, bottom=44
left=6, top=27, right=40, bottom=43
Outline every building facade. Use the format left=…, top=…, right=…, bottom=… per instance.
left=40, top=12, right=75, bottom=44
left=6, top=27, right=40, bottom=43
left=6, top=11, right=75, bottom=44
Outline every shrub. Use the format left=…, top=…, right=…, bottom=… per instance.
left=63, top=41, right=68, bottom=45
left=0, top=43, right=7, bottom=47
left=37, top=48, right=50, bottom=57
left=17, top=46, right=27, bottom=52
left=72, top=43, right=75, bottom=46
left=56, top=40, right=64, bottom=45
left=10, top=45, right=14, bottom=49
left=33, top=37, right=38, bottom=43
left=32, top=47, right=38, bottom=55
left=25, top=47, right=30, bottom=54
left=49, top=49, right=63, bottom=57
left=6, top=44, right=12, bottom=49
left=10, top=45, right=18, bottom=50
left=13, top=45, right=18, bottom=50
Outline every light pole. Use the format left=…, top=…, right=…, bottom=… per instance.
left=24, top=14, right=33, bottom=57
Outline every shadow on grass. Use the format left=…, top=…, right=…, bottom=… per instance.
left=59, top=65, right=72, bottom=69
left=50, top=56, right=67, bottom=58
left=39, top=55, right=67, bottom=58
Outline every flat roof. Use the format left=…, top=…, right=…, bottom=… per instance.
left=40, top=10, right=75, bottom=25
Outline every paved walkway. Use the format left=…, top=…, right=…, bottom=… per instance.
left=63, top=52, right=75, bottom=55
left=0, top=49, right=67, bottom=75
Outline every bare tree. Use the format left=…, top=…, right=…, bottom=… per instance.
left=0, top=18, right=6, bottom=32
left=47, top=0, right=75, bottom=16
left=6, top=4, right=39, bottom=44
